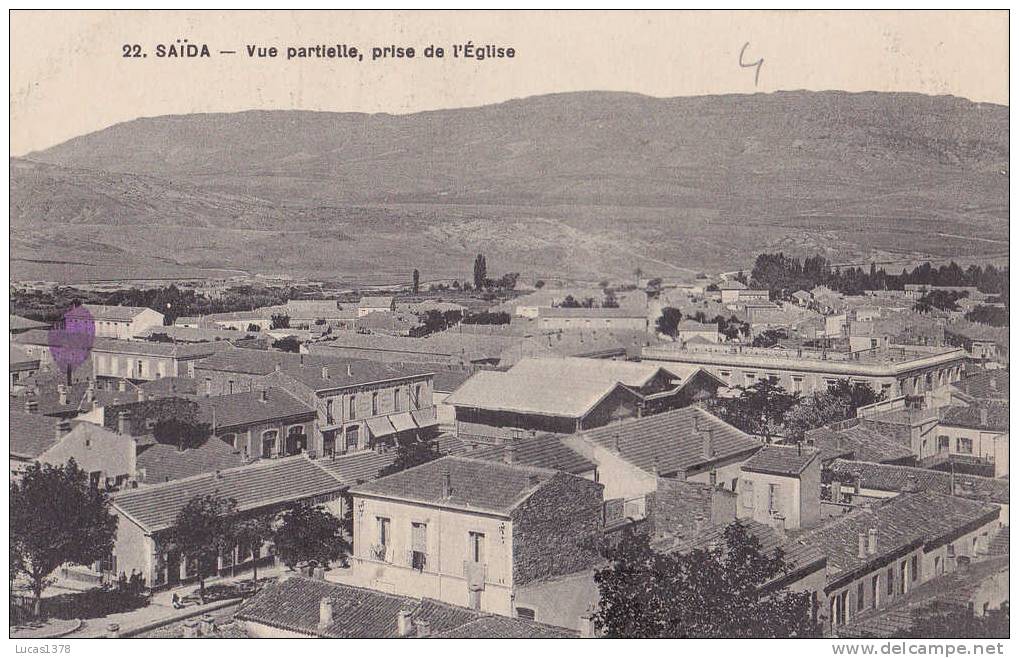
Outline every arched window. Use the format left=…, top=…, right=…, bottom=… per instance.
left=261, top=430, right=278, bottom=459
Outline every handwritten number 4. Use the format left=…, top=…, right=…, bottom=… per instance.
left=739, top=42, right=763, bottom=87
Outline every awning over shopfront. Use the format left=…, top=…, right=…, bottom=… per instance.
left=365, top=416, right=397, bottom=438
left=390, top=412, right=417, bottom=433
left=411, top=408, right=439, bottom=428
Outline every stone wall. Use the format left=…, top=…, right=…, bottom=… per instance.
left=511, top=472, right=604, bottom=586
left=649, top=477, right=736, bottom=542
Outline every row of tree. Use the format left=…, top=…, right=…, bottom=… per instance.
left=656, top=308, right=751, bottom=341
left=749, top=253, right=1010, bottom=300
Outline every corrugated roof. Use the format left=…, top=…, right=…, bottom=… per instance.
left=828, top=459, right=1009, bottom=505
left=350, top=455, right=571, bottom=516
left=742, top=445, right=819, bottom=477
left=112, top=455, right=344, bottom=533
left=578, top=407, right=762, bottom=476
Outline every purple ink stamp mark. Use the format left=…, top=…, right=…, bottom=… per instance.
left=48, top=305, right=95, bottom=382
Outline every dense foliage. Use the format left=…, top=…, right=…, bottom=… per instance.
left=164, top=494, right=239, bottom=602
left=272, top=504, right=349, bottom=569
left=593, top=523, right=821, bottom=638
left=378, top=438, right=443, bottom=478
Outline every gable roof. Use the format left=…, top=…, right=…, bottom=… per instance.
left=719, top=280, right=748, bottom=291
left=196, top=388, right=316, bottom=430
left=10, top=345, right=39, bottom=369
left=797, top=491, right=999, bottom=586
left=111, top=455, right=344, bottom=534
left=537, top=306, right=646, bottom=319
left=577, top=407, right=762, bottom=476
left=91, top=337, right=225, bottom=359
left=312, top=450, right=398, bottom=486
left=741, top=445, right=820, bottom=477
left=507, top=356, right=676, bottom=388
left=828, top=459, right=1009, bottom=505
left=349, top=455, right=571, bottom=516
left=466, top=434, right=597, bottom=475
left=10, top=411, right=63, bottom=459
left=235, top=576, right=577, bottom=638
left=276, top=361, right=433, bottom=392
left=10, top=314, right=48, bottom=332
left=193, top=348, right=341, bottom=375
left=82, top=304, right=161, bottom=322
left=359, top=296, right=394, bottom=308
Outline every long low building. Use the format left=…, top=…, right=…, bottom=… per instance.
left=642, top=342, right=968, bottom=398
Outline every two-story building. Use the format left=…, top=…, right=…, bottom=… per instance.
left=82, top=304, right=165, bottom=339
left=935, top=405, right=1009, bottom=477
left=347, top=456, right=604, bottom=618
left=738, top=445, right=821, bottom=531
left=10, top=411, right=134, bottom=484
left=358, top=296, right=396, bottom=317
left=91, top=338, right=227, bottom=382
left=533, top=307, right=649, bottom=333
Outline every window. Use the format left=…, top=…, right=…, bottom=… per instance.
left=826, top=379, right=838, bottom=393
left=791, top=377, right=803, bottom=393
left=938, top=435, right=950, bottom=451
left=326, top=399, right=334, bottom=424
left=719, top=371, right=731, bottom=384
left=394, top=388, right=402, bottom=412
left=136, top=360, right=144, bottom=377
left=412, top=384, right=422, bottom=409
left=745, top=372, right=756, bottom=385
left=261, top=430, right=278, bottom=459
left=345, top=426, right=359, bottom=452
left=767, top=374, right=780, bottom=385
left=871, top=575, right=879, bottom=609
left=372, top=392, right=379, bottom=416
left=377, top=517, right=391, bottom=546
left=349, top=395, right=356, bottom=420
left=411, top=522, right=427, bottom=570
left=221, top=433, right=236, bottom=450
left=957, top=438, right=973, bottom=455
left=205, top=378, right=212, bottom=395
left=516, top=607, right=536, bottom=621
left=468, top=531, right=485, bottom=563
left=886, top=567, right=894, bottom=596
left=742, top=480, right=754, bottom=509
left=857, top=581, right=865, bottom=612
left=911, top=555, right=918, bottom=582
left=227, top=379, right=234, bottom=394
left=767, top=483, right=779, bottom=512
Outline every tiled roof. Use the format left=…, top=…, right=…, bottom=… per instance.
left=951, top=369, right=1009, bottom=401
left=10, top=314, right=48, bottom=331
left=666, top=520, right=826, bottom=588
left=359, top=296, right=394, bottom=308
left=578, top=407, right=762, bottom=477
left=277, top=361, right=433, bottom=392
left=112, top=455, right=344, bottom=533
left=82, top=304, right=159, bottom=321
left=194, top=349, right=342, bottom=375
left=196, top=388, right=316, bottom=430
left=465, top=434, right=597, bottom=475
left=742, top=445, right=819, bottom=477
left=423, top=366, right=474, bottom=393
left=507, top=357, right=677, bottom=388
left=138, top=376, right=199, bottom=398
left=827, top=459, right=1009, bottom=505
left=10, top=345, right=39, bottom=368
left=136, top=437, right=246, bottom=485
left=12, top=329, right=57, bottom=347
left=677, top=320, right=717, bottom=331
left=719, top=280, right=748, bottom=290
left=91, top=337, right=224, bottom=359
left=797, top=491, right=999, bottom=586
left=134, top=325, right=254, bottom=343
left=10, top=411, right=63, bottom=458
left=284, top=299, right=344, bottom=318
left=349, top=455, right=569, bottom=516
left=310, top=332, right=520, bottom=363
left=312, top=450, right=397, bottom=486
left=235, top=576, right=577, bottom=638
left=806, top=423, right=915, bottom=464
left=939, top=404, right=1009, bottom=432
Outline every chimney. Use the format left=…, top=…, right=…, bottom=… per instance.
left=57, top=384, right=68, bottom=406
left=652, top=457, right=660, bottom=477
left=867, top=528, right=878, bottom=555
left=322, top=366, right=330, bottom=380
left=504, top=441, right=517, bottom=465
left=199, top=614, right=216, bottom=636
left=25, top=399, right=38, bottom=414
left=989, top=378, right=997, bottom=391
left=137, top=389, right=145, bottom=402
left=857, top=532, right=867, bottom=559
left=346, top=363, right=353, bottom=377
left=702, top=428, right=714, bottom=460
left=396, top=610, right=414, bottom=637
left=441, top=465, right=451, bottom=498
left=319, top=598, right=334, bottom=628
left=413, top=620, right=431, bottom=638
left=56, top=419, right=72, bottom=439
left=578, top=612, right=596, bottom=638
left=613, top=433, right=621, bottom=452
left=903, top=474, right=920, bottom=493
left=979, top=407, right=988, bottom=426
left=118, top=411, right=131, bottom=435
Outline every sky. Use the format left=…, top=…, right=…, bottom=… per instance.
left=10, top=10, right=1009, bottom=156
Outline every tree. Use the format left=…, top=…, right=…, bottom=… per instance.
left=378, top=438, right=442, bottom=478
left=272, top=336, right=301, bottom=353
left=473, top=254, right=487, bottom=291
left=272, top=504, right=348, bottom=570
left=246, top=323, right=261, bottom=333
left=656, top=307, right=683, bottom=338
left=412, top=269, right=420, bottom=294
left=593, top=522, right=820, bottom=638
left=10, top=460, right=118, bottom=616
left=232, top=514, right=275, bottom=584
left=559, top=295, right=581, bottom=308
left=152, top=418, right=212, bottom=451
left=752, top=328, right=789, bottom=348
left=534, top=280, right=546, bottom=289
left=707, top=380, right=799, bottom=438
left=270, top=314, right=290, bottom=330
left=164, top=494, right=238, bottom=603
